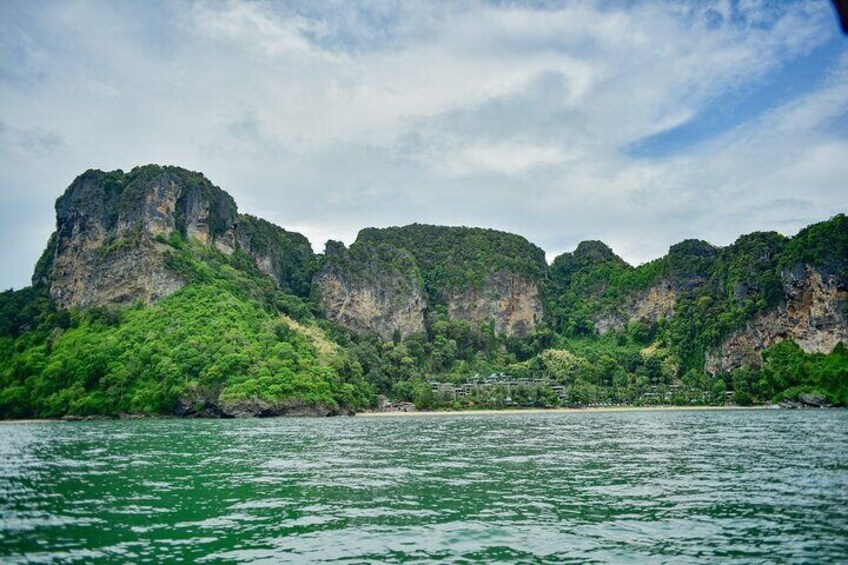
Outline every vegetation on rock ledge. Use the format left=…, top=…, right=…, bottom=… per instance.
left=0, top=239, right=372, bottom=419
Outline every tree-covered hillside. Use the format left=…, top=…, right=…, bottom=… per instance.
left=355, top=224, right=547, bottom=304
left=540, top=215, right=847, bottom=407
left=0, top=165, right=845, bottom=418
left=0, top=237, right=372, bottom=419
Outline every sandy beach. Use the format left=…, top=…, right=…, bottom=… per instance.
left=0, top=405, right=782, bottom=424
left=357, top=405, right=775, bottom=417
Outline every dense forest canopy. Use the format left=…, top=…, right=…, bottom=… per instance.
left=355, top=224, right=547, bottom=304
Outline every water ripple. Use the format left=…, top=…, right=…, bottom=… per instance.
left=0, top=410, right=846, bottom=563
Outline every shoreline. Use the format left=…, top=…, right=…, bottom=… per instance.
left=357, top=405, right=776, bottom=417
left=0, top=418, right=63, bottom=425
left=0, top=404, right=819, bottom=424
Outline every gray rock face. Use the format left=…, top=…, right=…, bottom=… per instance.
left=781, top=393, right=832, bottom=409
left=705, top=265, right=848, bottom=374
left=313, top=240, right=427, bottom=339
left=446, top=272, right=543, bottom=337
left=41, top=165, right=325, bottom=309
left=235, top=214, right=316, bottom=296
left=593, top=280, right=676, bottom=335
left=218, top=399, right=346, bottom=418
left=313, top=224, right=547, bottom=339
left=174, top=389, right=347, bottom=418
left=46, top=166, right=238, bottom=309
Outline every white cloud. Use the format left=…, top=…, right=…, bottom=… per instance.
left=444, top=142, right=575, bottom=175
left=190, top=1, right=330, bottom=59
left=0, top=0, right=845, bottom=288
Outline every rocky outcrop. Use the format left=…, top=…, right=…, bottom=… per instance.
left=447, top=273, right=543, bottom=337
left=43, top=166, right=547, bottom=339
left=218, top=399, right=349, bottom=418
left=46, top=166, right=238, bottom=308
left=583, top=240, right=715, bottom=335
left=313, top=224, right=547, bottom=339
left=593, top=281, right=676, bottom=335
left=705, top=265, right=848, bottom=374
left=40, top=166, right=323, bottom=309
left=780, top=393, right=832, bottom=409
left=313, top=240, right=427, bottom=339
left=314, top=247, right=543, bottom=339
left=236, top=214, right=316, bottom=296
left=174, top=389, right=348, bottom=418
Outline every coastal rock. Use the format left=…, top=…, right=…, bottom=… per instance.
left=39, top=166, right=322, bottom=309
left=447, top=272, right=543, bottom=337
left=322, top=224, right=547, bottom=339
left=798, top=393, right=831, bottom=408
left=218, top=398, right=343, bottom=418
left=313, top=240, right=427, bottom=340
left=705, top=265, right=848, bottom=374
left=45, top=166, right=238, bottom=309
left=780, top=393, right=833, bottom=409
left=236, top=214, right=316, bottom=296
left=174, top=390, right=346, bottom=418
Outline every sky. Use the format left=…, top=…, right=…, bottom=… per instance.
left=1, top=0, right=846, bottom=290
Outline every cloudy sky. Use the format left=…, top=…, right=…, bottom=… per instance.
left=1, top=0, right=846, bottom=289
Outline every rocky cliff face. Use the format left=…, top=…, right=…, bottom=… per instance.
left=705, top=264, right=848, bottom=374
left=43, top=166, right=546, bottom=339
left=37, top=164, right=845, bottom=362
left=593, top=281, right=676, bottom=335
left=236, top=214, right=316, bottom=297
left=447, top=273, right=543, bottom=337
left=312, top=225, right=547, bottom=339
left=313, top=240, right=427, bottom=339
left=46, top=166, right=238, bottom=308
left=41, top=166, right=321, bottom=309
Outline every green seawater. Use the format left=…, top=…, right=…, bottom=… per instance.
left=1, top=409, right=846, bottom=563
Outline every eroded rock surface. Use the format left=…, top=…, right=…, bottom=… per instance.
left=447, top=273, right=543, bottom=337
left=41, top=166, right=321, bottom=309
left=236, top=214, right=316, bottom=296
left=705, top=265, right=848, bottom=374
left=47, top=166, right=237, bottom=308
left=593, top=281, right=676, bottom=335
left=313, top=240, right=427, bottom=339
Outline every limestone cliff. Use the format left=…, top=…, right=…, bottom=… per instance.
left=588, top=240, right=716, bottom=334
left=40, top=165, right=319, bottom=309
left=361, top=225, right=547, bottom=335
left=447, top=272, right=543, bottom=337
left=313, top=240, right=426, bottom=339
left=236, top=214, right=316, bottom=297
left=313, top=224, right=547, bottom=339
left=592, top=281, right=676, bottom=335
left=705, top=264, right=848, bottom=374
left=33, top=163, right=845, bottom=366
left=46, top=166, right=238, bottom=308
left=549, top=240, right=676, bottom=335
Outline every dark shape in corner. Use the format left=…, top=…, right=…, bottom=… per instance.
left=833, top=0, right=848, bottom=33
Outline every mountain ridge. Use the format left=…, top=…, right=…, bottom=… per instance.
left=1, top=164, right=845, bottom=418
